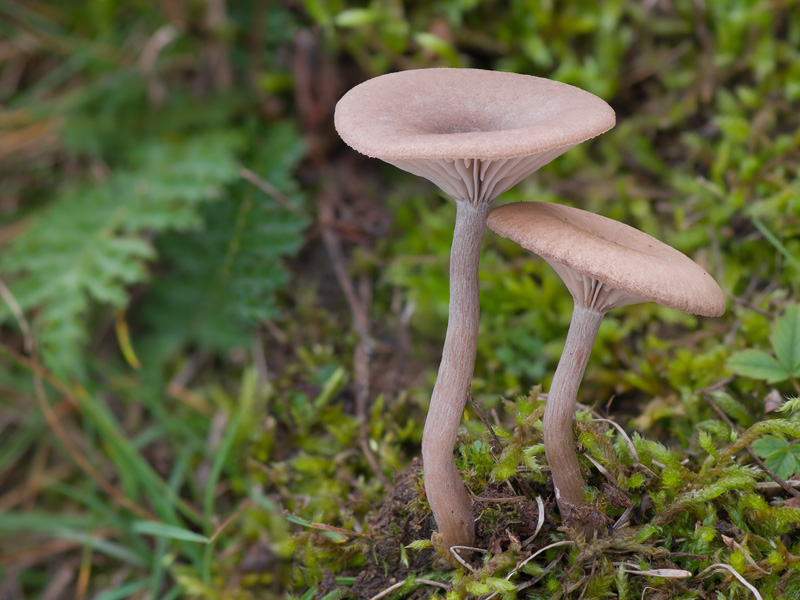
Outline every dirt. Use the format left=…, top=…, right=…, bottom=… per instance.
left=348, top=462, right=558, bottom=600
left=350, top=459, right=437, bottom=599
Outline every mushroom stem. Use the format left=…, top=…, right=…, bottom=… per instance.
left=544, top=304, right=604, bottom=521
left=421, top=199, right=488, bottom=552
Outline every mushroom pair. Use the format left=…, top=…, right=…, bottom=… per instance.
left=487, top=201, right=726, bottom=532
left=335, top=68, right=616, bottom=553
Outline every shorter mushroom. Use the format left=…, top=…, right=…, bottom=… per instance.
left=487, top=201, right=726, bottom=534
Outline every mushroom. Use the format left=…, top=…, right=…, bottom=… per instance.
left=487, top=201, right=726, bottom=534
left=335, top=68, right=615, bottom=553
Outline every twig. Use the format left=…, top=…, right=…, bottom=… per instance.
left=697, top=376, right=736, bottom=395
left=0, top=463, right=73, bottom=512
left=0, top=531, right=115, bottom=568
left=208, top=499, right=251, bottom=545
left=728, top=294, right=772, bottom=318
left=755, top=479, right=800, bottom=490
left=317, top=194, right=388, bottom=488
left=239, top=167, right=305, bottom=217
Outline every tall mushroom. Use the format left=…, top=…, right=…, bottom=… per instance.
left=487, top=201, right=726, bottom=533
left=334, top=68, right=615, bottom=552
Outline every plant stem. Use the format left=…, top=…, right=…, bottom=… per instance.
left=544, top=304, right=604, bottom=519
left=421, top=200, right=488, bottom=552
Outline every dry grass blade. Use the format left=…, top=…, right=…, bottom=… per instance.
left=590, top=418, right=639, bottom=463
left=449, top=545, right=486, bottom=572
left=584, top=453, right=616, bottom=484
left=484, top=540, right=577, bottom=600
left=621, top=567, right=691, bottom=578
left=0, top=344, right=156, bottom=521
left=368, top=578, right=450, bottom=600
left=522, top=495, right=545, bottom=548
left=698, top=563, right=762, bottom=600
left=0, top=278, right=33, bottom=353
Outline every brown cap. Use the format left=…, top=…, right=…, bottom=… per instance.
left=334, top=68, right=616, bottom=203
left=487, top=201, right=726, bottom=316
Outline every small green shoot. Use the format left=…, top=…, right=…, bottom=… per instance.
left=132, top=521, right=210, bottom=544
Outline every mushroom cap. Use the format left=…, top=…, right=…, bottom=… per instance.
left=334, top=68, right=615, bottom=203
left=487, top=201, right=726, bottom=317
left=334, top=68, right=615, bottom=161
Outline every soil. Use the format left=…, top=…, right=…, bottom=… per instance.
left=349, top=461, right=558, bottom=599
left=350, top=459, right=437, bottom=599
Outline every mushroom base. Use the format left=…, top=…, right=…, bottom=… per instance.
left=543, top=305, right=604, bottom=536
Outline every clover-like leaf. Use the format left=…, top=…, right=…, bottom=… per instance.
left=752, top=435, right=800, bottom=480
left=727, top=349, right=792, bottom=384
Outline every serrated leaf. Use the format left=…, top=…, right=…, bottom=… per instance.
left=763, top=449, right=800, bottom=480
left=771, top=304, right=800, bottom=374
left=0, top=131, right=242, bottom=376
left=140, top=122, right=308, bottom=357
left=752, top=435, right=800, bottom=480
left=727, top=349, right=791, bottom=383
left=752, top=435, right=789, bottom=457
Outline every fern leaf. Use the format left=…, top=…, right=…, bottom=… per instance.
left=0, top=132, right=242, bottom=376
left=139, top=123, right=308, bottom=357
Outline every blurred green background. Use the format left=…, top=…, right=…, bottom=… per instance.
left=1, top=0, right=799, bottom=598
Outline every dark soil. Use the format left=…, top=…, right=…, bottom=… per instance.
left=349, top=460, right=562, bottom=599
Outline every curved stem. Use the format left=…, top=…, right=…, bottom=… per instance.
left=544, top=305, right=604, bottom=519
left=421, top=200, right=488, bottom=552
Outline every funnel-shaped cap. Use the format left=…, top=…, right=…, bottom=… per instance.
left=487, top=201, right=727, bottom=316
left=334, top=68, right=616, bottom=203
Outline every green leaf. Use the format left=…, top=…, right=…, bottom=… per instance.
left=752, top=435, right=789, bottom=457
left=0, top=131, right=242, bottom=377
left=771, top=304, right=800, bottom=374
left=752, top=435, right=800, bottom=480
left=727, top=349, right=791, bottom=383
left=140, top=122, right=308, bottom=358
left=334, top=8, right=378, bottom=27
left=763, top=450, right=800, bottom=480
left=132, top=521, right=210, bottom=543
